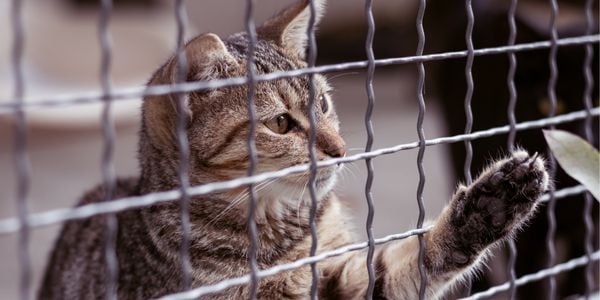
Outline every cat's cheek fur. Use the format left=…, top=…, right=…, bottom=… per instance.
left=316, top=170, right=339, bottom=198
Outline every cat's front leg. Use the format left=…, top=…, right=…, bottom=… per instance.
left=423, top=150, right=549, bottom=298
left=319, top=151, right=548, bottom=299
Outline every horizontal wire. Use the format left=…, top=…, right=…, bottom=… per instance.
left=160, top=183, right=587, bottom=299
left=538, top=185, right=586, bottom=204
left=461, top=250, right=600, bottom=300
left=0, top=35, right=597, bottom=115
left=0, top=108, right=597, bottom=235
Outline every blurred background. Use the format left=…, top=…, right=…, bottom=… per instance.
left=0, top=0, right=598, bottom=299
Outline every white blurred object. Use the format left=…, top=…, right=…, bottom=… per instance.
left=0, top=0, right=183, bottom=129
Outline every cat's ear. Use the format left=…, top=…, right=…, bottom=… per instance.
left=143, top=33, right=237, bottom=149
left=257, top=0, right=326, bottom=59
left=183, top=33, right=238, bottom=81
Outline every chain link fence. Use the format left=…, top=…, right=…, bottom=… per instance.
left=1, top=0, right=599, bottom=299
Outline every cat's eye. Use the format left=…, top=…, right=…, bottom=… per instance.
left=320, top=94, right=329, bottom=114
left=265, top=114, right=294, bottom=134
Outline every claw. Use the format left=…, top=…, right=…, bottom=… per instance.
left=516, top=155, right=530, bottom=165
left=528, top=152, right=540, bottom=168
left=451, top=251, right=469, bottom=264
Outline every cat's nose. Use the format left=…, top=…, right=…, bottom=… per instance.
left=317, top=132, right=346, bottom=158
left=324, top=145, right=346, bottom=158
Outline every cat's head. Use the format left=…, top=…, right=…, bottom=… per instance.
left=141, top=0, right=344, bottom=201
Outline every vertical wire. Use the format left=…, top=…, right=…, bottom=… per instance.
left=244, top=0, right=260, bottom=298
left=98, top=0, right=118, bottom=298
left=545, top=0, right=559, bottom=299
left=174, top=0, right=192, bottom=290
left=415, top=0, right=428, bottom=299
left=581, top=0, right=595, bottom=297
left=505, top=0, right=519, bottom=298
left=463, top=0, right=474, bottom=187
left=461, top=0, right=475, bottom=296
left=11, top=0, right=31, bottom=299
left=306, top=0, right=320, bottom=299
left=363, top=0, right=377, bottom=298
left=506, top=0, right=519, bottom=152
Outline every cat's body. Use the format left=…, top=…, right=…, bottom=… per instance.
left=40, top=1, right=549, bottom=299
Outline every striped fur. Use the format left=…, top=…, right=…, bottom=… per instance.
left=39, top=1, right=549, bottom=299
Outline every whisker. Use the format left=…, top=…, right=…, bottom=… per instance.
left=203, top=196, right=245, bottom=229
left=327, top=71, right=360, bottom=81
left=346, top=147, right=365, bottom=153
left=203, top=179, right=277, bottom=228
left=342, top=163, right=360, bottom=182
left=296, top=181, right=308, bottom=230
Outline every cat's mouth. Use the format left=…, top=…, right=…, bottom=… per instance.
left=303, top=167, right=339, bottom=190
left=314, top=177, right=330, bottom=185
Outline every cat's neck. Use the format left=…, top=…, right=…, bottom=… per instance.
left=138, top=124, right=180, bottom=193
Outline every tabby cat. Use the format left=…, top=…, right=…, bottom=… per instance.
left=39, top=0, right=549, bottom=299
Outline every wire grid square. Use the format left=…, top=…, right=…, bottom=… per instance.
left=2, top=0, right=599, bottom=299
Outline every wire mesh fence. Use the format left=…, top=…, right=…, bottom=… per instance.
left=2, top=0, right=599, bottom=299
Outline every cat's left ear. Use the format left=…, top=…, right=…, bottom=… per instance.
left=257, top=0, right=326, bottom=59
left=142, top=33, right=237, bottom=149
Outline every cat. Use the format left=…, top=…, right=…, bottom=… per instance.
left=39, top=0, right=549, bottom=299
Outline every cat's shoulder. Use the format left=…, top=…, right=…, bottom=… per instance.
left=76, top=177, right=139, bottom=206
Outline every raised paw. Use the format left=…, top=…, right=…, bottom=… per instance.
left=444, top=150, right=549, bottom=266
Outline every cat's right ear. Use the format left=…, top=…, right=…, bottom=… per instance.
left=143, top=33, right=237, bottom=150
left=257, top=0, right=326, bottom=59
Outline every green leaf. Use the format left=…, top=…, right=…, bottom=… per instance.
left=543, top=129, right=600, bottom=201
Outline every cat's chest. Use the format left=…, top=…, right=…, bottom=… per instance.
left=277, top=196, right=355, bottom=265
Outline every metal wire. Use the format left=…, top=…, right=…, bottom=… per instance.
left=506, top=0, right=519, bottom=152
left=582, top=1, right=596, bottom=298
left=11, top=0, right=31, bottom=299
left=538, top=185, right=587, bottom=204
left=505, top=0, right=519, bottom=298
left=545, top=0, right=559, bottom=298
left=415, top=0, right=428, bottom=298
left=463, top=0, right=474, bottom=187
left=461, top=0, right=475, bottom=296
left=583, top=1, right=595, bottom=145
left=98, top=0, right=118, bottom=298
left=174, top=0, right=192, bottom=289
left=461, top=251, right=600, bottom=300
left=305, top=1, right=320, bottom=299
left=0, top=108, right=597, bottom=235
left=0, top=35, right=597, bottom=115
left=363, top=0, right=377, bottom=298
left=5, top=2, right=598, bottom=299
left=243, top=0, right=260, bottom=298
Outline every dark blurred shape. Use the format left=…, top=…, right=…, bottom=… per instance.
left=428, top=1, right=599, bottom=299
left=316, top=0, right=599, bottom=298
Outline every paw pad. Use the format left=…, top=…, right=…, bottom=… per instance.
left=448, top=151, right=549, bottom=257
